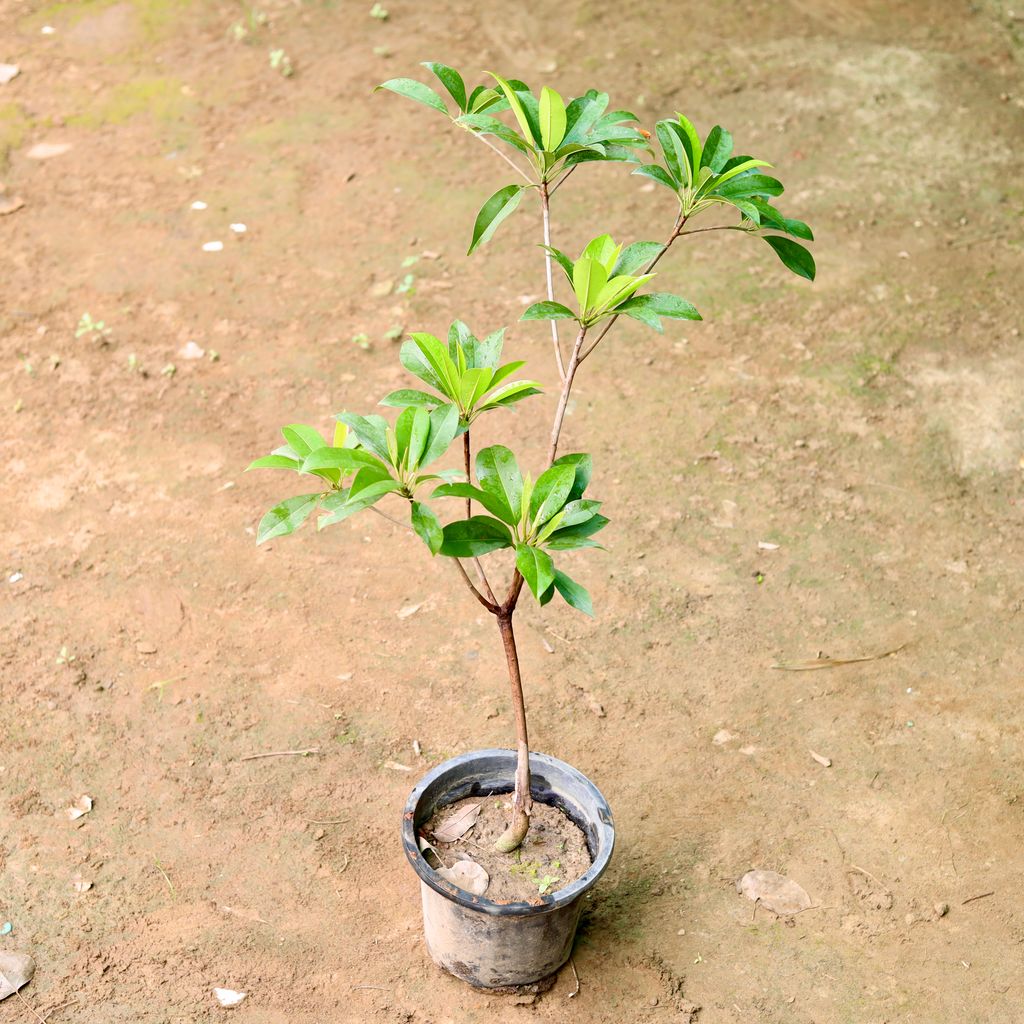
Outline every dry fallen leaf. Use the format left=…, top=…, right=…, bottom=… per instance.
left=397, top=602, right=422, bottom=620
left=737, top=869, right=812, bottom=916
left=383, top=760, right=411, bottom=772
left=809, top=749, right=832, bottom=768
left=437, top=859, right=489, bottom=896
left=214, top=988, right=246, bottom=1007
left=71, top=873, right=93, bottom=893
left=0, top=952, right=35, bottom=1001
left=431, top=802, right=482, bottom=843
left=65, top=795, right=93, bottom=821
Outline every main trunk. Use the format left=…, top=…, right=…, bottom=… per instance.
left=493, top=612, right=532, bottom=853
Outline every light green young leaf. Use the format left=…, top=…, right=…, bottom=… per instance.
left=380, top=388, right=441, bottom=410
left=582, top=234, right=621, bottom=273
left=281, top=424, right=327, bottom=457
left=476, top=445, right=522, bottom=524
left=335, top=413, right=391, bottom=463
left=488, top=72, right=538, bottom=146
left=247, top=455, right=300, bottom=471
left=529, top=464, right=575, bottom=528
left=468, top=184, right=525, bottom=255
left=420, top=404, right=460, bottom=467
left=538, top=85, right=567, bottom=151
left=572, top=257, right=608, bottom=314
left=671, top=114, right=703, bottom=179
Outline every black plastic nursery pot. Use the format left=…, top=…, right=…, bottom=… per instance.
left=402, top=748, right=615, bottom=989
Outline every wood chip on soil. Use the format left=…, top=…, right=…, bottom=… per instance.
left=809, top=749, right=832, bottom=767
left=431, top=802, right=481, bottom=843
left=736, top=869, right=813, bottom=916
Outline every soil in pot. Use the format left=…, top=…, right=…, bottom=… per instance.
left=422, top=796, right=591, bottom=904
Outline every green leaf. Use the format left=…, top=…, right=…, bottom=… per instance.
left=529, top=464, right=575, bottom=528
left=407, top=332, right=459, bottom=396
left=301, top=447, right=388, bottom=475
left=545, top=513, right=609, bottom=550
left=420, top=61, right=466, bottom=112
left=431, top=482, right=517, bottom=524
left=655, top=120, right=686, bottom=185
left=478, top=380, right=542, bottom=411
left=515, top=544, right=555, bottom=600
left=457, top=113, right=534, bottom=156
left=334, top=413, right=391, bottom=463
left=399, top=338, right=447, bottom=395
left=700, top=125, right=733, bottom=172
left=620, top=293, right=702, bottom=323
left=476, top=445, right=522, bottom=525
left=612, top=241, right=664, bottom=276
left=407, top=406, right=431, bottom=468
left=411, top=500, right=443, bottom=554
left=488, top=72, right=539, bottom=146
left=594, top=273, right=654, bottom=313
left=553, top=569, right=593, bottom=616
left=558, top=498, right=601, bottom=526
left=572, top=257, right=607, bottom=314
left=538, top=85, right=567, bottom=151
left=380, top=388, right=440, bottom=409
left=710, top=158, right=772, bottom=190
left=582, top=234, right=621, bottom=272
left=468, top=184, right=524, bottom=255
left=440, top=516, right=514, bottom=557
left=750, top=198, right=813, bottom=240
left=281, top=424, right=327, bottom=457
left=552, top=452, right=592, bottom=499
left=763, top=236, right=816, bottom=281
left=375, top=78, right=448, bottom=115
left=562, top=90, right=609, bottom=145
left=318, top=479, right=401, bottom=527
left=540, top=244, right=574, bottom=284
left=670, top=115, right=702, bottom=181
left=477, top=328, right=505, bottom=368
left=484, top=359, right=527, bottom=392
left=348, top=463, right=394, bottom=497
left=256, top=493, right=320, bottom=544
left=420, top=404, right=460, bottom=467
left=631, top=164, right=679, bottom=193
left=468, top=85, right=502, bottom=113
left=521, top=300, right=577, bottom=322
left=618, top=302, right=663, bottom=332
left=247, top=454, right=300, bottom=471
left=713, top=174, right=784, bottom=199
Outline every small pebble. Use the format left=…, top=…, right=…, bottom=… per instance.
left=229, top=223, right=247, bottom=233
left=136, top=641, right=157, bottom=655
left=8, top=572, right=23, bottom=584
left=41, top=25, right=56, bottom=34
left=935, top=902, right=950, bottom=918
left=190, top=200, right=208, bottom=210
left=201, top=241, right=223, bottom=252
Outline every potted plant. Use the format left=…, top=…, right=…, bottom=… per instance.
left=249, top=63, right=814, bottom=989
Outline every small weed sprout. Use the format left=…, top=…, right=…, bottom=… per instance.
left=75, top=313, right=111, bottom=341
left=269, top=49, right=294, bottom=78
left=369, top=3, right=388, bottom=20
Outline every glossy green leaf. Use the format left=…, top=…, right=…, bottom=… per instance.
left=763, top=236, right=816, bottom=281
left=380, top=388, right=440, bottom=410
left=553, top=569, right=593, bottom=616
left=700, top=125, right=733, bottom=172
left=582, top=234, right=621, bottom=272
left=476, top=445, right=522, bottom=525
left=479, top=380, right=542, bottom=411
left=612, top=241, right=664, bottom=276
left=538, top=86, right=567, bottom=151
left=713, top=174, right=784, bottom=199
left=256, top=493, right=320, bottom=544
left=457, top=113, right=534, bottom=155
left=529, top=463, right=575, bottom=528
left=431, top=482, right=516, bottom=524
left=557, top=498, right=601, bottom=529
left=407, top=332, right=459, bottom=396
left=562, top=90, right=609, bottom=145
left=710, top=158, right=772, bottom=190
left=420, top=404, right=460, bottom=467
left=631, top=164, right=678, bottom=192
left=420, top=61, right=466, bottom=112
left=545, top=513, right=609, bottom=550
left=655, top=120, right=686, bottom=185
left=540, top=244, right=574, bottom=284
left=515, top=544, right=555, bottom=600
left=440, top=516, right=514, bottom=557
left=247, top=455, right=300, bottom=471
left=375, top=78, right=448, bottom=115
left=468, top=184, right=524, bottom=255
left=521, top=300, right=576, bottom=322
left=550, top=453, right=591, bottom=500
left=281, top=424, right=327, bottom=457
left=476, top=328, right=505, bottom=368
left=670, top=114, right=702, bottom=180
left=407, top=406, right=431, bottom=468
left=334, top=413, right=391, bottom=463
left=750, top=198, right=813, bottom=239
left=318, top=479, right=401, bottom=527
left=301, top=446, right=388, bottom=475
left=620, top=293, right=702, bottom=322
left=411, top=500, right=443, bottom=554
left=594, top=273, right=654, bottom=313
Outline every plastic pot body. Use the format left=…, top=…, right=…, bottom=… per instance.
left=402, top=749, right=615, bottom=989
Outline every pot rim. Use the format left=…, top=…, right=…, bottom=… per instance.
left=402, top=748, right=615, bottom=917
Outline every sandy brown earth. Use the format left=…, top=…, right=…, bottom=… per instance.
left=2, top=0, right=1024, bottom=1021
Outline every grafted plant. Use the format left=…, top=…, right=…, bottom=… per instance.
left=251, top=63, right=814, bottom=854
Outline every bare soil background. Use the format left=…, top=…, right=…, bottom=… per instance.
left=2, top=0, right=1023, bottom=1021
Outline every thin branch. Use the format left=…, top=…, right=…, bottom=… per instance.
left=370, top=504, right=497, bottom=614
left=464, top=430, right=498, bottom=605
left=547, top=325, right=588, bottom=465
left=548, top=165, right=577, bottom=196
left=540, top=182, right=566, bottom=380
left=470, top=130, right=534, bottom=184
left=239, top=748, right=320, bottom=761
left=676, top=224, right=749, bottom=238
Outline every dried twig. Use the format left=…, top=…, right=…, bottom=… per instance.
left=41, top=999, right=79, bottom=1023
left=567, top=957, right=580, bottom=999
left=771, top=643, right=908, bottom=671
left=961, top=891, right=994, bottom=906
left=302, top=817, right=348, bottom=825
left=239, top=747, right=320, bottom=761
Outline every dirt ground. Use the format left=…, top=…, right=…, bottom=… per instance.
left=2, top=0, right=1023, bottom=1020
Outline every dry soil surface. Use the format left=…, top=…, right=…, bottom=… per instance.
left=2, top=0, right=1024, bottom=1022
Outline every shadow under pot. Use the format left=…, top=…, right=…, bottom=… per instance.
left=401, top=748, right=615, bottom=989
